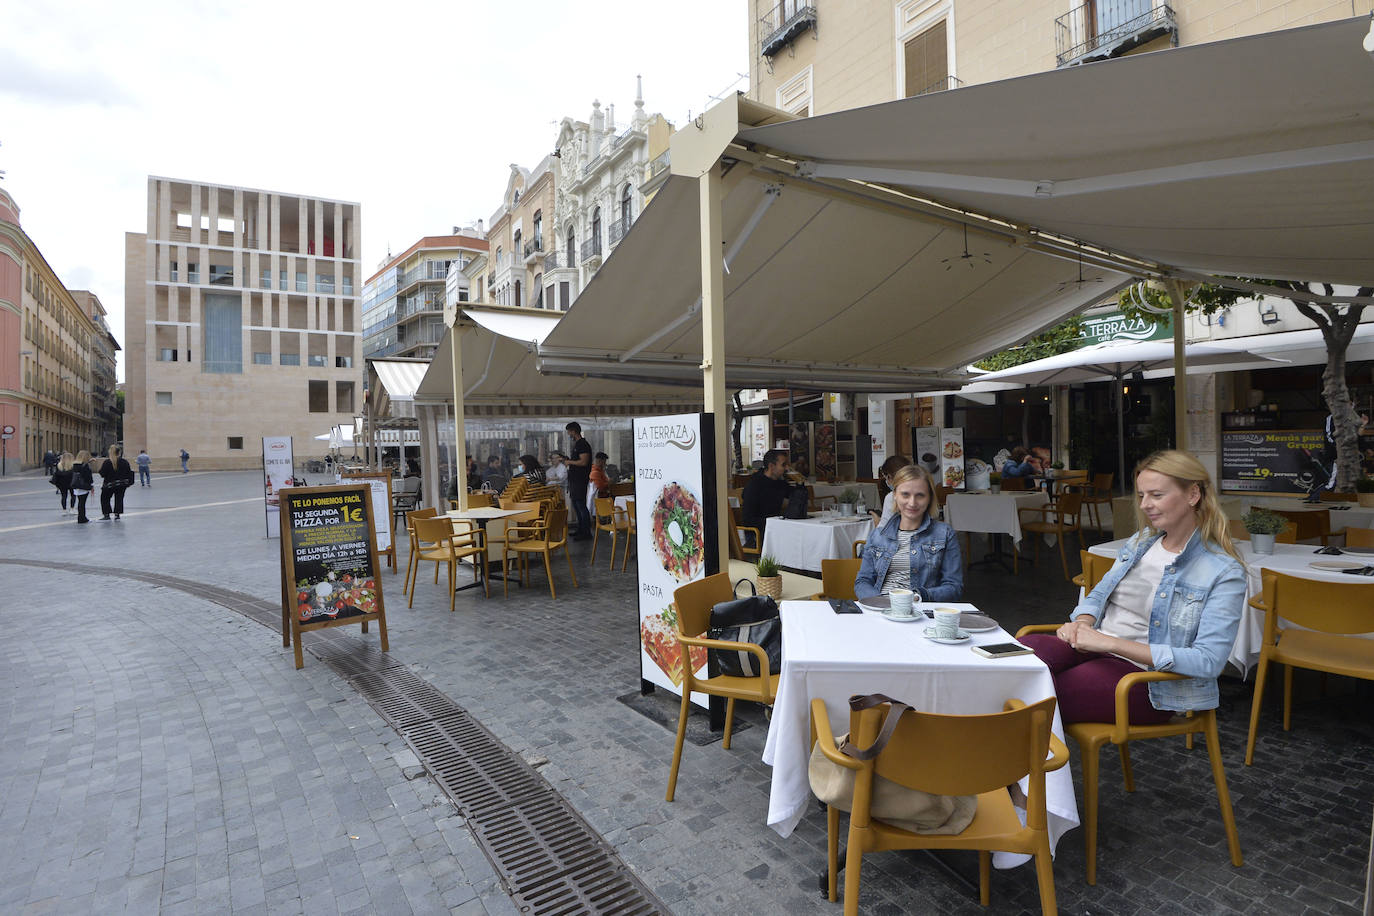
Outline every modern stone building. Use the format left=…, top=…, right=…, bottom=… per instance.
left=362, top=233, right=487, bottom=361
left=1, top=186, right=104, bottom=469
left=124, top=177, right=362, bottom=470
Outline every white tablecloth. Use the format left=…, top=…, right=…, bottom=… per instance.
left=762, top=601, right=1077, bottom=868
left=1088, top=538, right=1374, bottom=673
left=1235, top=498, right=1374, bottom=536
left=761, top=514, right=874, bottom=572
left=944, top=491, right=1049, bottom=545
left=811, top=482, right=880, bottom=509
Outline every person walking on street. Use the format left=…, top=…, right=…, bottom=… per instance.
left=136, top=449, right=152, bottom=487
left=43, top=449, right=58, bottom=477
left=179, top=448, right=190, bottom=473
left=565, top=422, right=593, bottom=539
left=51, top=452, right=75, bottom=514
left=71, top=450, right=94, bottom=523
left=99, top=445, right=134, bottom=520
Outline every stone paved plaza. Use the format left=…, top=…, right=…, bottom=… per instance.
left=1, top=469, right=1370, bottom=914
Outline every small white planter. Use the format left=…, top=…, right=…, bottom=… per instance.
left=1250, top=533, right=1277, bottom=555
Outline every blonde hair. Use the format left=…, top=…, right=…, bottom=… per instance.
left=76, top=449, right=91, bottom=464
left=889, top=464, right=939, bottom=522
left=58, top=451, right=74, bottom=472
left=1133, top=450, right=1241, bottom=564
left=107, top=445, right=122, bottom=460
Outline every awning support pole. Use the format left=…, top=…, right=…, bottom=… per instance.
left=450, top=321, right=469, bottom=512
left=1165, top=279, right=1189, bottom=453
left=700, top=163, right=730, bottom=571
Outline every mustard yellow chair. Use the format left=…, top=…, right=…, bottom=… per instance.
left=728, top=507, right=761, bottom=561
left=1018, top=491, right=1084, bottom=581
left=619, top=499, right=637, bottom=571
left=1070, top=549, right=1116, bottom=592
left=809, top=558, right=861, bottom=600
left=1244, top=568, right=1374, bottom=765
left=811, top=696, right=1067, bottom=915
left=590, top=496, right=628, bottom=567
left=402, top=507, right=439, bottom=597
left=502, top=506, right=578, bottom=599
left=1269, top=507, right=1332, bottom=546
left=409, top=516, right=487, bottom=607
left=1226, top=518, right=1297, bottom=544
left=666, top=573, right=779, bottom=802
left=1343, top=525, right=1374, bottom=548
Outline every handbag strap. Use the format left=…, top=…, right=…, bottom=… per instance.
left=732, top=578, right=757, bottom=598
left=839, top=693, right=911, bottom=761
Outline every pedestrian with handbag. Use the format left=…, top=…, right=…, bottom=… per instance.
left=70, top=450, right=94, bottom=524
left=98, top=445, right=134, bottom=521
left=51, top=452, right=75, bottom=515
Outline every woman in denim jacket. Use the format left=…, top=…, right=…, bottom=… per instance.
left=854, top=464, right=963, bottom=602
left=1021, top=450, right=1244, bottom=724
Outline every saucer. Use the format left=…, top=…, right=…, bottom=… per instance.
left=856, top=595, right=891, bottom=612
left=923, top=627, right=970, bottom=644
left=1310, top=560, right=1363, bottom=571
left=881, top=611, right=923, bottom=623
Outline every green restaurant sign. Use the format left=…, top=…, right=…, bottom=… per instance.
left=1075, top=311, right=1171, bottom=348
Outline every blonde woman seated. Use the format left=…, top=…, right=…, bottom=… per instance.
left=854, top=464, right=963, bottom=602
left=1020, top=450, right=1245, bottom=724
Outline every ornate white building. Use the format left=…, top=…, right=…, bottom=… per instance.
left=544, top=78, right=667, bottom=310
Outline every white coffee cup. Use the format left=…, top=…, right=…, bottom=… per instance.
left=889, top=589, right=915, bottom=617
left=932, top=608, right=962, bottom=638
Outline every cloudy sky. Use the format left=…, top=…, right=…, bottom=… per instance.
left=0, top=0, right=748, bottom=379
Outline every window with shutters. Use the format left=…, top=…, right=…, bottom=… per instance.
left=903, top=20, right=949, bottom=98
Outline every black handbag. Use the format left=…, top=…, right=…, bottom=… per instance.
left=708, top=579, right=782, bottom=678
left=784, top=487, right=809, bottom=519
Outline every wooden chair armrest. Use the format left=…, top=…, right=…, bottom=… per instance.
left=1003, top=697, right=1070, bottom=771
left=504, top=523, right=548, bottom=538
left=739, top=525, right=761, bottom=540
left=1112, top=670, right=1187, bottom=743
left=1018, top=506, right=1054, bottom=519
left=1015, top=623, right=1060, bottom=638
left=677, top=633, right=774, bottom=680
left=810, top=698, right=861, bottom=771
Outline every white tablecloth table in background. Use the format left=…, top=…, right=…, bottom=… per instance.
left=1088, top=538, right=1374, bottom=673
left=761, top=513, right=873, bottom=572
left=811, top=482, right=880, bottom=509
left=762, top=601, right=1077, bottom=868
left=944, top=491, right=1049, bottom=545
left=1233, top=498, right=1374, bottom=536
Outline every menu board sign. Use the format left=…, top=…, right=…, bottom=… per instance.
left=262, top=436, right=293, bottom=538
left=1220, top=429, right=1328, bottom=494
left=939, top=428, right=967, bottom=490
left=633, top=413, right=719, bottom=707
left=278, top=484, right=389, bottom=669
left=914, top=426, right=940, bottom=477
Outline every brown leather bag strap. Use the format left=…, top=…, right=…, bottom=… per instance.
left=839, top=693, right=911, bottom=761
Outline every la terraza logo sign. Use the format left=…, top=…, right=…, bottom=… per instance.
left=636, top=424, right=696, bottom=451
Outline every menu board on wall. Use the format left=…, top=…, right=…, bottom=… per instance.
left=939, top=428, right=967, bottom=490
left=913, top=426, right=940, bottom=477
left=633, top=414, right=719, bottom=707
left=262, top=436, right=294, bottom=538
left=278, top=484, right=388, bottom=669
left=1220, top=430, right=1328, bottom=494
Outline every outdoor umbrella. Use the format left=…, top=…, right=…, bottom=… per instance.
left=973, top=339, right=1286, bottom=492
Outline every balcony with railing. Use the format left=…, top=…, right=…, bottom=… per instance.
left=1055, top=1, right=1175, bottom=67
left=759, top=2, right=817, bottom=58
left=397, top=261, right=449, bottom=294
left=523, top=238, right=544, bottom=264
left=911, top=75, right=964, bottom=97
left=580, top=237, right=603, bottom=263
left=608, top=216, right=630, bottom=246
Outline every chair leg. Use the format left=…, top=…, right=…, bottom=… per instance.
left=826, top=804, right=840, bottom=902
left=1081, top=736, right=1102, bottom=886
left=1057, top=529, right=1070, bottom=581
left=407, top=560, right=420, bottom=608
left=842, top=829, right=865, bottom=916
left=503, top=547, right=511, bottom=597
left=1282, top=664, right=1294, bottom=732
left=978, top=850, right=991, bottom=906
left=1033, top=838, right=1059, bottom=916
left=722, top=698, right=737, bottom=750
left=543, top=551, right=556, bottom=599
left=1203, top=712, right=1244, bottom=868
left=1118, top=743, right=1135, bottom=793
left=564, top=544, right=579, bottom=587
left=1244, top=653, right=1271, bottom=766
left=589, top=527, right=600, bottom=564
left=665, top=687, right=692, bottom=802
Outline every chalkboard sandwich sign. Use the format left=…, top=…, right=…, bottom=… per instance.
left=278, top=484, right=390, bottom=669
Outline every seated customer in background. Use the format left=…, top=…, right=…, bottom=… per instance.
left=590, top=452, right=611, bottom=497
left=1002, top=446, right=1040, bottom=478
left=482, top=455, right=508, bottom=492
left=854, top=464, right=962, bottom=601
left=740, top=449, right=796, bottom=545
left=869, top=454, right=909, bottom=529
left=1019, top=450, right=1244, bottom=725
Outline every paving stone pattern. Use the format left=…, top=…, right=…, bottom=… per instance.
left=1, top=469, right=1371, bottom=914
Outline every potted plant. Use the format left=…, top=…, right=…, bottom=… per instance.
left=755, top=554, right=783, bottom=600
left=1241, top=508, right=1289, bottom=555
left=989, top=471, right=1002, bottom=493
left=1356, top=476, right=1374, bottom=508
left=837, top=487, right=860, bottom=516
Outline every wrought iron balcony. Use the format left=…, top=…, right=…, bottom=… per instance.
left=523, top=238, right=544, bottom=262
left=760, top=2, right=816, bottom=58
left=608, top=216, right=631, bottom=246
left=580, top=238, right=603, bottom=262
left=543, top=252, right=569, bottom=272
left=911, top=75, right=964, bottom=97
left=1055, top=1, right=1176, bottom=67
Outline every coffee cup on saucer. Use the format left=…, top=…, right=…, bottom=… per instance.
left=932, top=608, right=962, bottom=638
left=889, top=589, right=916, bottom=617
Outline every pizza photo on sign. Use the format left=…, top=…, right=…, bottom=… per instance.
left=651, top=482, right=705, bottom=581
left=640, top=605, right=707, bottom=686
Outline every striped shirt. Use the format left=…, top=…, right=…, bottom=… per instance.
left=880, top=528, right=918, bottom=593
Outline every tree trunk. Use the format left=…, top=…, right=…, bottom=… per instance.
left=1288, top=285, right=1369, bottom=491
left=732, top=390, right=745, bottom=471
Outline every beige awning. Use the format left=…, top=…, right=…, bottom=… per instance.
left=366, top=357, right=430, bottom=422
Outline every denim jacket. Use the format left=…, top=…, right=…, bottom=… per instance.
left=1074, top=529, right=1244, bottom=712
left=854, top=515, right=963, bottom=602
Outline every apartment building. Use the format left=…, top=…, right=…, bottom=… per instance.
left=71, top=291, right=120, bottom=452
left=1, top=186, right=104, bottom=469
left=362, top=234, right=487, bottom=361
left=748, top=0, right=1369, bottom=116
left=486, top=159, right=556, bottom=310
left=124, top=177, right=362, bottom=470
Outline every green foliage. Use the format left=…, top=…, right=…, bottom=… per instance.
left=838, top=487, right=860, bottom=504
left=1116, top=282, right=1246, bottom=323
left=755, top=554, right=780, bottom=577
left=1241, top=508, right=1289, bottom=535
left=974, top=316, right=1086, bottom=371
left=1355, top=476, right=1374, bottom=494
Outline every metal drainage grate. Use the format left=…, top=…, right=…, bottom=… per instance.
left=0, top=561, right=667, bottom=915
